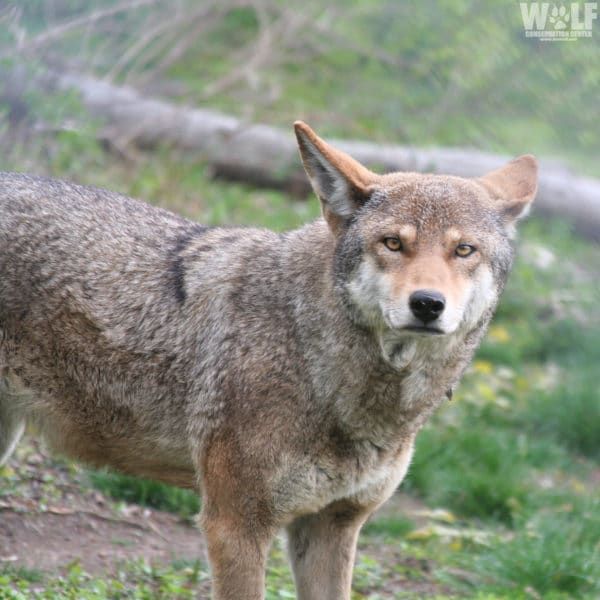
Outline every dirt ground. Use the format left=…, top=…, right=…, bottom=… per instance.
left=0, top=438, right=203, bottom=574
left=0, top=506, right=203, bottom=573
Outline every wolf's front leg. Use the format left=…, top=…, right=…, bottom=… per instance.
left=286, top=501, right=371, bottom=600
left=202, top=511, right=273, bottom=600
left=199, top=436, right=277, bottom=600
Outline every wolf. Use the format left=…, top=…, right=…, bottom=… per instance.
left=0, top=121, right=536, bottom=599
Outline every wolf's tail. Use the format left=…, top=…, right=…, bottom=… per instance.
left=0, top=375, right=25, bottom=466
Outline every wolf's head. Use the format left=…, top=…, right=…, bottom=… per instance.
left=295, top=121, right=537, bottom=366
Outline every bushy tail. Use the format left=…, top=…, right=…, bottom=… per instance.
left=0, top=376, right=25, bottom=466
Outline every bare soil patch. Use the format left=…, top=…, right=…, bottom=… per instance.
left=0, top=438, right=203, bottom=574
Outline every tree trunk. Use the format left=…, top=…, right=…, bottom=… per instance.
left=46, top=72, right=600, bottom=241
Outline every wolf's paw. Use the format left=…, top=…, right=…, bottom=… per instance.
left=549, top=5, right=569, bottom=29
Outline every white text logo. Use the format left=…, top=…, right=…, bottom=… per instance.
left=520, top=2, right=597, bottom=40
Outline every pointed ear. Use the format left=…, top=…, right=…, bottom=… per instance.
left=294, top=121, right=378, bottom=232
left=477, top=155, right=538, bottom=223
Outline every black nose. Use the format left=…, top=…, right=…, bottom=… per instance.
left=409, top=290, right=446, bottom=324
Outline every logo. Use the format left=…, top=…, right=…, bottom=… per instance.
left=520, top=2, right=597, bottom=40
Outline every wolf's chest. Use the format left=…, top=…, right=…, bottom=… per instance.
left=272, top=436, right=414, bottom=522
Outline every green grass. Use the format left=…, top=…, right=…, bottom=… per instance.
left=362, top=515, right=416, bottom=538
left=406, top=426, right=538, bottom=523
left=0, top=560, right=209, bottom=599
left=465, top=497, right=600, bottom=597
left=87, top=470, right=200, bottom=519
left=524, top=370, right=600, bottom=461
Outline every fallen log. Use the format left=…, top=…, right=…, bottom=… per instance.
left=46, top=72, right=600, bottom=240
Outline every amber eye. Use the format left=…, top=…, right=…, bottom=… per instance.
left=455, top=244, right=476, bottom=257
left=383, top=237, right=403, bottom=252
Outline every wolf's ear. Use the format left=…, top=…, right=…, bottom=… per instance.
left=294, top=121, right=377, bottom=233
left=477, top=155, right=538, bottom=224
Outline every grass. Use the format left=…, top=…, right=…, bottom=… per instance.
left=407, top=426, right=536, bottom=523
left=524, top=370, right=600, bottom=461
left=87, top=471, right=200, bottom=519
left=466, top=497, right=600, bottom=597
left=362, top=515, right=416, bottom=538
left=0, top=560, right=209, bottom=599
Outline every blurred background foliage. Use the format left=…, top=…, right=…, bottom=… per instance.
left=1, top=0, right=600, bottom=174
left=0, top=1, right=599, bottom=598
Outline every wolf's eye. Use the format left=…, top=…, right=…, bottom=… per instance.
left=383, top=237, right=403, bottom=252
left=455, top=244, right=476, bottom=257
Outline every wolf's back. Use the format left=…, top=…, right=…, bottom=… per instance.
left=0, top=172, right=188, bottom=250
left=0, top=173, right=194, bottom=314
